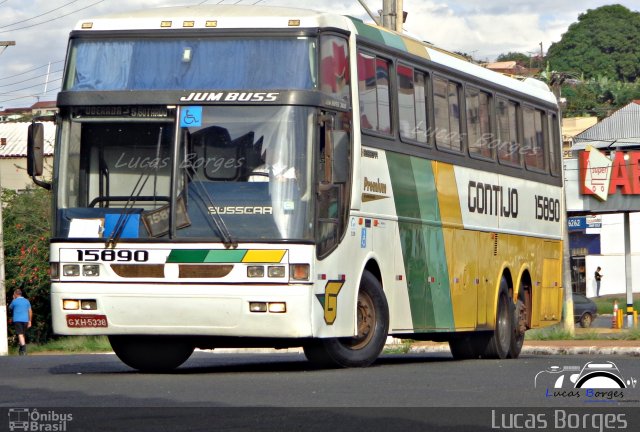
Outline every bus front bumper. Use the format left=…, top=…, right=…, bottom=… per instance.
left=51, top=282, right=314, bottom=338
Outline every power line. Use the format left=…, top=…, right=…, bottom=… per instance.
left=0, top=0, right=83, bottom=30
left=0, top=61, right=64, bottom=82
left=0, top=74, right=62, bottom=95
left=0, top=69, right=64, bottom=88
left=0, top=0, right=105, bottom=34
left=0, top=86, right=61, bottom=104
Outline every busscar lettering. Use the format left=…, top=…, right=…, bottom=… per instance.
left=468, top=181, right=518, bottom=218
left=208, top=206, right=273, bottom=215
left=180, top=92, right=279, bottom=102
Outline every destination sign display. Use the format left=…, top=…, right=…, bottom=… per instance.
left=73, top=106, right=169, bottom=118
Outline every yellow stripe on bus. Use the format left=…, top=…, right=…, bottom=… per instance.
left=241, top=250, right=287, bottom=263
left=433, top=162, right=463, bottom=227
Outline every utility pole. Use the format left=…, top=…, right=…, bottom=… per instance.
left=380, top=0, right=404, bottom=31
left=550, top=75, right=575, bottom=336
left=0, top=40, right=15, bottom=356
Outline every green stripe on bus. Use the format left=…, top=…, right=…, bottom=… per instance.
left=350, top=18, right=386, bottom=45
left=166, top=250, right=210, bottom=263
left=205, top=250, right=248, bottom=263
left=348, top=17, right=407, bottom=52
left=167, top=249, right=247, bottom=263
left=387, top=153, right=455, bottom=331
left=379, top=31, right=406, bottom=52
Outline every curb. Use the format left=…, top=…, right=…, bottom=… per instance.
left=205, top=344, right=640, bottom=356
left=407, top=344, right=640, bottom=357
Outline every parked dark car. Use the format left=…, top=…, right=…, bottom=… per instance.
left=573, top=293, right=598, bottom=328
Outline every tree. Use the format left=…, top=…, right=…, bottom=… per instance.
left=2, top=188, right=52, bottom=345
left=560, top=78, right=640, bottom=118
left=496, top=52, right=530, bottom=65
left=546, top=5, right=640, bottom=82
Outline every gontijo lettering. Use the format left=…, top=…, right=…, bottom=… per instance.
left=468, top=181, right=518, bottom=218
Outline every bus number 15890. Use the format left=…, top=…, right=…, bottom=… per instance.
left=76, top=249, right=149, bottom=262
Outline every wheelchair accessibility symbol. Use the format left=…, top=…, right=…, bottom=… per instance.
left=180, top=106, right=202, bottom=127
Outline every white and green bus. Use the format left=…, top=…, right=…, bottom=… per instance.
left=28, top=5, right=563, bottom=371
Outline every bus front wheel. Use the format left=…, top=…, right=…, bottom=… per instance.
left=303, top=271, right=389, bottom=368
left=109, top=335, right=194, bottom=372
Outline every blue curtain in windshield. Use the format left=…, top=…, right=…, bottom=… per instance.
left=71, top=39, right=315, bottom=90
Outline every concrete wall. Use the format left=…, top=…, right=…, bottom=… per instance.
left=0, top=156, right=53, bottom=191
left=584, top=213, right=640, bottom=298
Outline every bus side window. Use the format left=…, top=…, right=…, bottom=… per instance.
left=466, top=87, right=493, bottom=158
left=398, top=64, right=428, bottom=144
left=522, top=107, right=545, bottom=171
left=357, top=51, right=391, bottom=135
left=434, top=76, right=462, bottom=151
left=496, top=97, right=520, bottom=165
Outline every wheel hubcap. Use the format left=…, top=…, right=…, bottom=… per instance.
left=349, top=291, right=376, bottom=350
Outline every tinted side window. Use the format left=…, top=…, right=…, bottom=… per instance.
left=466, top=87, right=492, bottom=158
left=496, top=97, right=520, bottom=165
left=434, top=76, right=462, bottom=151
left=523, top=107, right=545, bottom=171
left=397, top=64, right=428, bottom=144
left=358, top=51, right=391, bottom=134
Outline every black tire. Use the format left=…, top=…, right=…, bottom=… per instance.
left=483, top=278, right=513, bottom=359
left=109, top=335, right=194, bottom=372
left=509, top=299, right=526, bottom=359
left=449, top=333, right=489, bottom=360
left=303, top=271, right=389, bottom=368
left=580, top=312, right=593, bottom=328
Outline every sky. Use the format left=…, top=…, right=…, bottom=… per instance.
left=0, top=0, right=638, bottom=109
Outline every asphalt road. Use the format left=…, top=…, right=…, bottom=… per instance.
left=1, top=351, right=639, bottom=431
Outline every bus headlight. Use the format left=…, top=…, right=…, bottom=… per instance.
left=63, top=264, right=80, bottom=277
left=267, top=266, right=286, bottom=278
left=63, top=299, right=80, bottom=310
left=247, top=266, right=265, bottom=278
left=82, top=265, right=100, bottom=277
left=268, top=302, right=287, bottom=313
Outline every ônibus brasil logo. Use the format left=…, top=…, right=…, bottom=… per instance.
left=8, top=408, right=73, bottom=432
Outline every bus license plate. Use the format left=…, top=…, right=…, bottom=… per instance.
left=66, top=314, right=108, bottom=328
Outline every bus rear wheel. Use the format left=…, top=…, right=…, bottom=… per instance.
left=303, top=271, right=389, bottom=368
left=448, top=333, right=489, bottom=360
left=109, top=335, right=194, bottom=372
left=483, top=279, right=513, bottom=359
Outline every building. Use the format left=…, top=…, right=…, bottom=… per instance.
left=0, top=100, right=57, bottom=122
left=483, top=61, right=529, bottom=76
left=565, top=100, right=640, bottom=297
left=561, top=116, right=598, bottom=157
left=0, top=121, right=55, bottom=191
left=30, top=101, right=58, bottom=117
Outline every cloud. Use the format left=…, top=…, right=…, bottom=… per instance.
left=1, top=0, right=639, bottom=108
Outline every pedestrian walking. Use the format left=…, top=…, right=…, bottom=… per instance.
left=8, top=289, right=33, bottom=355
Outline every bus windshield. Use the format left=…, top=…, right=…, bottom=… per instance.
left=64, top=37, right=317, bottom=91
left=56, top=106, right=315, bottom=243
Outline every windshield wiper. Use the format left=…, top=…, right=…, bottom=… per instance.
left=183, top=167, right=237, bottom=249
left=105, top=127, right=163, bottom=248
left=105, top=172, right=151, bottom=248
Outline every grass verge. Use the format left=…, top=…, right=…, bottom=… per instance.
left=9, top=336, right=112, bottom=355
left=594, top=296, right=640, bottom=315
left=526, top=325, right=640, bottom=341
